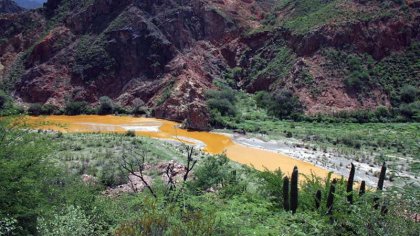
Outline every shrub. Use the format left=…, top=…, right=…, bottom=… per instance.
left=41, top=104, right=59, bottom=115
left=0, top=89, right=8, bottom=109
left=65, top=101, right=88, bottom=115
left=0, top=119, right=59, bottom=234
left=256, top=168, right=284, bottom=208
left=28, top=103, right=43, bottom=116
left=344, top=76, right=363, bottom=91
left=400, top=85, right=418, bottom=104
left=188, top=155, right=242, bottom=196
left=97, top=96, right=114, bottom=115
left=37, top=205, right=94, bottom=236
left=206, top=89, right=238, bottom=126
left=399, top=101, right=420, bottom=121
left=256, top=90, right=304, bottom=119
left=131, top=98, right=147, bottom=115
left=125, top=130, right=135, bottom=137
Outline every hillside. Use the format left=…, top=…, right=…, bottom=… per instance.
left=0, top=0, right=419, bottom=129
left=0, top=0, right=23, bottom=13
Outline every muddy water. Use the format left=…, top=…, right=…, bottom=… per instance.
left=28, top=115, right=335, bottom=178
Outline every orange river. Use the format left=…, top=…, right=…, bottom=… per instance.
left=26, top=115, right=338, bottom=178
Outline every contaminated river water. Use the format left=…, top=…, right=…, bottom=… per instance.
left=28, top=115, right=337, bottom=178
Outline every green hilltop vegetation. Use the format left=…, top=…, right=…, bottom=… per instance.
left=1, top=117, right=419, bottom=235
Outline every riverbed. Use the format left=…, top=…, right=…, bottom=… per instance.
left=27, top=115, right=338, bottom=178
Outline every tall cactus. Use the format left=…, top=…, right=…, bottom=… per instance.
left=374, top=162, right=387, bottom=209
left=377, top=162, right=387, bottom=191
left=290, top=166, right=299, bottom=214
left=359, top=181, right=366, bottom=196
left=315, top=190, right=322, bottom=209
left=346, top=163, right=355, bottom=204
left=326, top=179, right=337, bottom=215
left=283, top=176, right=290, bottom=211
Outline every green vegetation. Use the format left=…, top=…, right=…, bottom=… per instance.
left=256, top=90, right=304, bottom=119
left=206, top=92, right=419, bottom=176
left=1, top=118, right=418, bottom=235
left=156, top=81, right=175, bottom=107
left=64, top=100, right=91, bottom=115
left=262, top=0, right=407, bottom=34
left=321, top=44, right=420, bottom=121
left=72, top=35, right=116, bottom=82
left=97, top=96, right=114, bottom=115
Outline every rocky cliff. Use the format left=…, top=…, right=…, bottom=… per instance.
left=1, top=0, right=419, bottom=129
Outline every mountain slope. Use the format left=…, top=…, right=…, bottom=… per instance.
left=0, top=0, right=23, bottom=13
left=0, top=0, right=419, bottom=129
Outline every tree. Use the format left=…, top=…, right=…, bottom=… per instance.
left=97, top=96, right=114, bottom=115
left=131, top=98, right=146, bottom=115
left=256, top=90, right=304, bottom=119
left=65, top=101, right=88, bottom=115
left=400, top=85, right=418, bottom=104
left=206, top=89, right=237, bottom=116
left=28, top=103, right=43, bottom=116
left=0, top=118, right=58, bottom=234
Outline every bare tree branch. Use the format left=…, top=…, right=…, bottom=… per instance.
left=120, top=145, right=157, bottom=198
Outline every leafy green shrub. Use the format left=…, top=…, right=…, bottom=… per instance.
left=41, top=104, right=60, bottom=115
left=189, top=155, right=243, bottom=197
left=399, top=101, right=420, bottom=121
left=0, top=118, right=59, bottom=234
left=65, top=101, right=89, bottom=115
left=28, top=103, right=43, bottom=116
left=256, top=90, right=304, bottom=119
left=131, top=98, right=147, bottom=115
left=97, top=96, right=114, bottom=115
left=206, top=89, right=237, bottom=116
left=400, top=85, right=418, bottom=104
left=256, top=168, right=284, bottom=209
left=37, top=205, right=94, bottom=236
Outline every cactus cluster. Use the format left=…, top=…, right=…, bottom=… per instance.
left=290, top=167, right=299, bottom=214
left=346, top=163, right=355, bottom=204
left=282, top=167, right=298, bottom=214
left=280, top=162, right=388, bottom=216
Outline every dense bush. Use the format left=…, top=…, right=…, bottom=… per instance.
left=131, top=98, right=148, bottom=115
left=0, top=118, right=60, bottom=234
left=188, top=154, right=245, bottom=197
left=400, top=85, right=418, bottom=104
left=27, top=103, right=43, bottom=116
left=37, top=205, right=94, bottom=236
left=97, top=96, right=114, bottom=115
left=256, top=90, right=304, bottom=119
left=65, top=100, right=89, bottom=115
left=206, top=89, right=237, bottom=116
left=206, top=89, right=239, bottom=127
